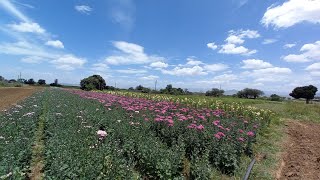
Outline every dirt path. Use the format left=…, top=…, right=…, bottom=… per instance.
left=0, top=87, right=41, bottom=111
left=276, top=120, right=320, bottom=180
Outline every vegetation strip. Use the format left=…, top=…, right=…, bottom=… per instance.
left=29, top=93, right=48, bottom=180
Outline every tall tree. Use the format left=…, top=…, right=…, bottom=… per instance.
left=289, top=85, right=318, bottom=104
left=80, top=75, right=106, bottom=91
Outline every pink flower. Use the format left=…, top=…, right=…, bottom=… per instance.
left=97, top=130, right=107, bottom=137
left=167, top=119, right=174, bottom=124
left=238, top=137, right=245, bottom=142
left=196, top=124, right=204, bottom=130
left=217, top=125, right=224, bottom=130
left=214, top=131, right=225, bottom=139
left=253, top=124, right=258, bottom=129
left=214, top=134, right=221, bottom=139
left=225, top=128, right=230, bottom=131
left=238, top=129, right=244, bottom=133
left=243, top=120, right=248, bottom=124
left=247, top=131, right=255, bottom=137
left=213, top=120, right=220, bottom=126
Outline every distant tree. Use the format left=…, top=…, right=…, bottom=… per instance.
left=105, top=86, right=117, bottom=91
left=289, top=85, right=318, bottom=104
left=128, top=87, right=134, bottom=91
left=237, top=88, right=264, bottom=99
left=17, top=78, right=25, bottom=83
left=205, top=88, right=225, bottom=97
left=25, top=78, right=35, bottom=85
left=135, top=85, right=144, bottom=91
left=0, top=76, right=5, bottom=81
left=80, top=75, right=106, bottom=91
left=141, top=87, right=151, bottom=93
left=8, top=79, right=17, bottom=83
left=270, top=94, right=281, bottom=101
left=38, top=79, right=46, bottom=85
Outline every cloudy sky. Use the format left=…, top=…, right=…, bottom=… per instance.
left=0, top=0, right=319, bottom=93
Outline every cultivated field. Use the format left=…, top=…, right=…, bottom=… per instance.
left=1, top=88, right=320, bottom=179
left=0, top=87, right=41, bottom=111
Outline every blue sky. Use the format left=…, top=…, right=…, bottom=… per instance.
left=0, top=0, right=319, bottom=93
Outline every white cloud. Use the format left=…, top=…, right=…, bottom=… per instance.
left=261, top=0, right=320, bottom=28
left=219, top=44, right=257, bottom=55
left=305, top=62, right=320, bottom=71
left=109, top=0, right=135, bottom=30
left=262, top=39, right=277, bottom=44
left=225, top=35, right=244, bottom=44
left=161, top=66, right=207, bottom=76
left=249, top=67, right=292, bottom=82
left=149, top=61, right=168, bottom=68
left=186, top=57, right=204, bottom=66
left=45, top=40, right=64, bottom=49
left=283, top=41, right=320, bottom=62
left=284, top=43, right=296, bottom=49
left=75, top=5, right=92, bottom=14
left=310, top=71, right=320, bottom=76
left=50, top=54, right=86, bottom=71
left=140, top=75, right=159, bottom=81
left=216, top=29, right=260, bottom=56
left=204, top=63, right=229, bottom=72
left=21, top=56, right=44, bottom=64
left=252, top=67, right=292, bottom=75
left=116, top=69, right=147, bottom=74
left=0, top=41, right=57, bottom=59
left=241, top=59, right=273, bottom=69
left=207, top=42, right=218, bottom=50
left=8, top=22, right=45, bottom=34
left=198, top=74, right=238, bottom=85
left=0, top=0, right=30, bottom=22
left=92, top=63, right=109, bottom=72
left=105, top=41, right=165, bottom=65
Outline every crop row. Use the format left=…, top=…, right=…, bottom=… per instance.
left=0, top=91, right=45, bottom=179
left=104, top=90, right=274, bottom=126
left=1, top=88, right=271, bottom=179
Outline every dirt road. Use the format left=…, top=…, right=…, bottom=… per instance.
left=277, top=120, right=320, bottom=179
left=0, top=87, right=40, bottom=111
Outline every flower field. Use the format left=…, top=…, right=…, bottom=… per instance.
left=0, top=89, right=274, bottom=179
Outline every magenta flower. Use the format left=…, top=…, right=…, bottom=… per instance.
left=213, top=120, right=220, bottom=126
left=214, top=131, right=225, bottom=139
left=247, top=131, right=255, bottom=137
left=238, top=137, right=245, bottom=142
left=196, top=124, right=204, bottom=130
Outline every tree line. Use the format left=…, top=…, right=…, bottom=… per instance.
left=80, top=75, right=318, bottom=104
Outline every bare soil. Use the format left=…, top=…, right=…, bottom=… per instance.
left=0, top=87, right=40, bottom=111
left=276, top=120, right=320, bottom=180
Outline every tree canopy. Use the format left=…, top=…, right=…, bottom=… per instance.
left=237, top=88, right=264, bottom=99
left=80, top=75, right=106, bottom=91
left=205, top=88, right=224, bottom=97
left=38, top=79, right=46, bottom=85
left=289, top=85, right=318, bottom=104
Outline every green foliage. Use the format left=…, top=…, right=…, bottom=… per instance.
left=37, top=79, right=46, bottom=85
left=289, top=85, right=318, bottom=104
left=80, top=75, right=106, bottom=91
left=205, top=88, right=224, bottom=97
left=237, top=88, right=264, bottom=99
left=0, top=92, right=45, bottom=178
left=25, top=78, right=35, bottom=85
left=135, top=85, right=151, bottom=93
left=270, top=94, right=282, bottom=101
left=160, top=84, right=189, bottom=95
